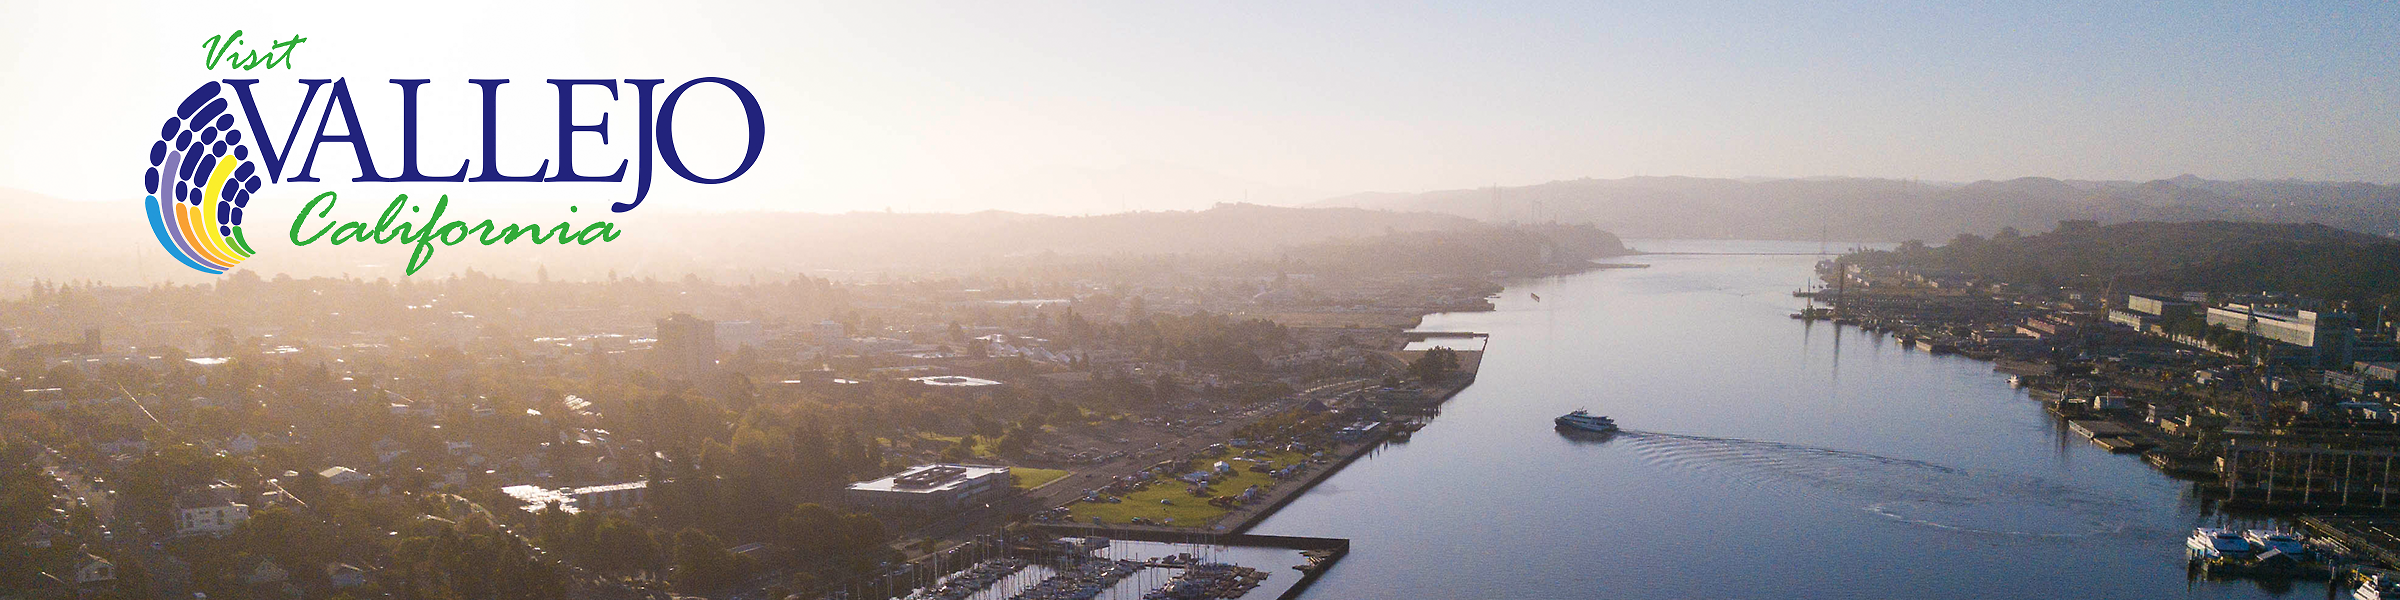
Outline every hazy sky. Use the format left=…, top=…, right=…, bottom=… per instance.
left=3, top=1, right=2397, bottom=215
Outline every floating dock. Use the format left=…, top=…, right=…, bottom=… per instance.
left=1032, top=525, right=1349, bottom=600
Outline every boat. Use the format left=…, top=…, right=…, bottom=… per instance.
left=1530, top=293, right=1541, bottom=302
left=2243, top=530, right=2310, bottom=559
left=1554, top=410, right=1617, bottom=433
left=2188, top=527, right=2259, bottom=560
left=2360, top=573, right=2400, bottom=600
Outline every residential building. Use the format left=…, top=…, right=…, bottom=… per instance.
left=318, top=466, right=370, bottom=487
left=16, top=522, right=62, bottom=548
left=326, top=563, right=367, bottom=588
left=654, top=313, right=717, bottom=377
left=75, top=553, right=115, bottom=584
left=174, top=487, right=250, bottom=536
left=244, top=559, right=289, bottom=585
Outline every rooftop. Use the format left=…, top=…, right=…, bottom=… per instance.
left=847, top=464, right=1009, bottom=495
left=500, top=480, right=649, bottom=513
left=910, top=375, right=1003, bottom=387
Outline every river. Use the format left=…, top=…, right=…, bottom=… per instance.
left=1253, top=239, right=2321, bottom=599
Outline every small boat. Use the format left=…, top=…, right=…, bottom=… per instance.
left=1530, top=293, right=1542, bottom=302
left=1554, top=410, right=1617, bottom=433
left=2188, top=528, right=2259, bottom=560
left=2361, top=573, right=2400, bottom=600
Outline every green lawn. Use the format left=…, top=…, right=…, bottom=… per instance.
left=1012, top=467, right=1071, bottom=490
left=913, top=432, right=1001, bottom=457
left=1066, top=449, right=1308, bottom=527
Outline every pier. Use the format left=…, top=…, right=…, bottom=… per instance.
left=2302, top=517, right=2400, bottom=569
left=1032, top=526, right=1351, bottom=600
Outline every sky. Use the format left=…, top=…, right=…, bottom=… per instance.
left=2, top=1, right=2397, bottom=216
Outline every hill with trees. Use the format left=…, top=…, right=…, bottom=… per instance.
left=1849, top=220, right=2400, bottom=310
left=1320, top=175, right=2400, bottom=243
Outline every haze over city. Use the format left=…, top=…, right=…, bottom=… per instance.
left=4, top=1, right=2398, bottom=216
left=12, top=4, right=2400, bottom=600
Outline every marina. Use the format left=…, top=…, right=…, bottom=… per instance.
left=873, top=530, right=1342, bottom=600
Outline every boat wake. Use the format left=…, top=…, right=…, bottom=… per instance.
left=1615, top=430, right=2139, bottom=538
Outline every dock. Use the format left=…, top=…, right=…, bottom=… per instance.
left=2302, top=516, right=2400, bottom=569
left=1033, top=525, right=1349, bottom=600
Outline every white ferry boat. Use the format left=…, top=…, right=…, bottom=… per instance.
left=2243, top=530, right=2310, bottom=559
left=2187, top=528, right=2259, bottom=560
left=1554, top=410, right=1617, bottom=433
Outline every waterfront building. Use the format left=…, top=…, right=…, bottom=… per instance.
left=2363, top=362, right=2400, bottom=381
left=845, top=464, right=1012, bottom=511
left=2126, top=294, right=2198, bottom=320
left=2108, top=309, right=2159, bottom=332
left=2204, top=303, right=2357, bottom=366
left=2331, top=361, right=2400, bottom=396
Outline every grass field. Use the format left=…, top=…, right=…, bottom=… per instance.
left=1012, top=467, right=1070, bottom=489
left=913, top=432, right=1001, bottom=457
left=1066, top=449, right=1310, bottom=527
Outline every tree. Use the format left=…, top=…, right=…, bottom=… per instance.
left=779, top=503, right=842, bottom=561
left=591, top=518, right=662, bottom=576
left=672, top=528, right=750, bottom=593
left=1410, top=347, right=1460, bottom=382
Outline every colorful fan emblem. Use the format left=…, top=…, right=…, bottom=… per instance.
left=144, top=81, right=265, bottom=274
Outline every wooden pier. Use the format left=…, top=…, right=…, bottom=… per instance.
left=2302, top=516, right=2400, bottom=569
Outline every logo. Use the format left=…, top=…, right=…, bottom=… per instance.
left=142, top=31, right=767, bottom=275
left=145, top=81, right=263, bottom=274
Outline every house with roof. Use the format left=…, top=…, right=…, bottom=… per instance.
left=226, top=433, right=259, bottom=455
left=98, top=438, right=148, bottom=456
left=15, top=521, right=64, bottom=548
left=244, top=558, right=289, bottom=585
left=326, top=563, right=368, bottom=588
left=75, top=552, right=116, bottom=584
left=174, top=487, right=250, bottom=536
left=319, top=466, right=370, bottom=487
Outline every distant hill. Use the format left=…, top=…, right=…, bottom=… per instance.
left=1852, top=220, right=2400, bottom=307
left=0, top=194, right=1508, bottom=286
left=1316, top=175, right=2400, bottom=242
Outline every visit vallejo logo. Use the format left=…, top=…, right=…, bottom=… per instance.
left=141, top=30, right=767, bottom=275
left=145, top=81, right=264, bottom=274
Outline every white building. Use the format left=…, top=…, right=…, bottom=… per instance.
left=174, top=489, right=250, bottom=536
left=319, top=466, right=370, bottom=487
left=845, top=464, right=1012, bottom=511
left=2205, top=303, right=2357, bottom=364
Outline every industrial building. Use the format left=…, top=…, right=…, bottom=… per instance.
left=2205, top=303, right=2357, bottom=365
left=844, top=464, right=1012, bottom=511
